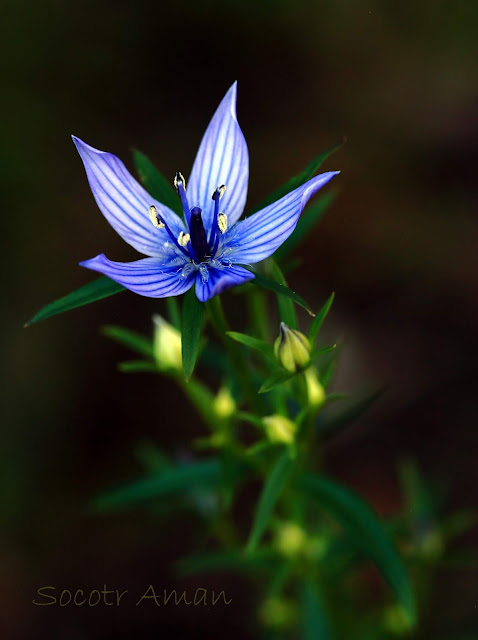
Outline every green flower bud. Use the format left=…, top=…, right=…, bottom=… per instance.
left=275, top=521, right=307, bottom=557
left=212, top=387, right=236, bottom=419
left=304, top=367, right=326, bottom=408
left=274, top=322, right=311, bottom=372
left=259, top=597, right=297, bottom=629
left=152, top=315, right=182, bottom=372
left=263, top=415, right=296, bottom=445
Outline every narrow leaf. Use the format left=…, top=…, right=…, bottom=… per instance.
left=274, top=191, right=337, bottom=262
left=246, top=451, right=295, bottom=552
left=177, top=549, right=276, bottom=576
left=308, top=293, right=335, bottom=344
left=132, top=149, right=182, bottom=216
left=301, top=579, right=332, bottom=640
left=92, top=459, right=220, bottom=511
left=298, top=473, right=416, bottom=624
left=226, top=331, right=274, bottom=359
left=241, top=266, right=314, bottom=317
left=25, top=276, right=125, bottom=326
left=102, top=325, right=154, bottom=359
left=259, top=369, right=295, bottom=394
left=118, top=360, right=158, bottom=373
left=181, top=287, right=204, bottom=380
left=317, top=388, right=385, bottom=439
left=268, top=260, right=297, bottom=329
left=251, top=140, right=344, bottom=214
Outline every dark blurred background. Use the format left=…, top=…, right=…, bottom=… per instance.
left=1, top=0, right=477, bottom=637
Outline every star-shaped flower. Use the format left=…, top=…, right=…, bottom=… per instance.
left=74, top=83, right=339, bottom=302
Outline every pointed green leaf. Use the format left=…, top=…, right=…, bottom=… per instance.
left=166, top=296, right=181, bottom=329
left=250, top=140, right=344, bottom=214
left=259, top=368, right=296, bottom=394
left=92, top=459, right=220, bottom=511
left=25, top=276, right=125, bottom=326
left=274, top=191, right=337, bottom=262
left=246, top=451, right=295, bottom=553
left=132, top=149, right=182, bottom=216
left=102, top=325, right=154, bottom=359
left=177, top=549, right=276, bottom=576
left=226, top=331, right=274, bottom=359
left=268, top=260, right=297, bottom=329
left=118, top=360, right=158, bottom=373
left=241, top=266, right=314, bottom=316
left=308, top=293, right=335, bottom=344
left=181, top=288, right=204, bottom=380
left=298, top=473, right=416, bottom=625
left=318, top=388, right=385, bottom=439
left=301, top=579, right=332, bottom=640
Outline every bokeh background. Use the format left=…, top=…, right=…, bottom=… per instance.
left=1, top=0, right=477, bottom=637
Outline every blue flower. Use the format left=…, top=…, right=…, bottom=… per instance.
left=74, top=83, right=339, bottom=302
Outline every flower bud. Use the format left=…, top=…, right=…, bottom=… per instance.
left=263, top=415, right=296, bottom=445
left=259, top=597, right=297, bottom=629
left=152, top=314, right=182, bottom=372
left=212, top=386, right=236, bottom=419
left=274, top=322, right=311, bottom=372
left=275, top=521, right=307, bottom=557
left=304, top=367, right=326, bottom=408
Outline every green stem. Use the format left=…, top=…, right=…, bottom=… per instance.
left=206, top=296, right=260, bottom=411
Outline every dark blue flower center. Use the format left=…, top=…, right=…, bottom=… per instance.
left=189, top=207, right=209, bottom=262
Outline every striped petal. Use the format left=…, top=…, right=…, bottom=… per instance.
left=80, top=254, right=195, bottom=298
left=73, top=137, right=185, bottom=258
left=195, top=265, right=254, bottom=302
left=224, top=172, right=339, bottom=264
left=187, top=82, right=249, bottom=231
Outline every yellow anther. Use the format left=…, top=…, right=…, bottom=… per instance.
left=212, top=184, right=227, bottom=199
left=178, top=231, right=190, bottom=247
left=149, top=205, right=165, bottom=229
left=217, top=213, right=228, bottom=234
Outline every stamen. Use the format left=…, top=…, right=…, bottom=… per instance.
left=174, top=171, right=186, bottom=192
left=149, top=205, right=165, bottom=229
left=174, top=171, right=191, bottom=226
left=148, top=205, right=190, bottom=258
left=208, top=184, right=227, bottom=249
left=178, top=231, right=190, bottom=247
left=217, top=213, right=228, bottom=234
left=211, top=185, right=226, bottom=200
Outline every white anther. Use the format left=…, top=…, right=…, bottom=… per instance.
left=174, top=172, right=186, bottom=192
left=178, top=231, right=190, bottom=247
left=217, top=213, right=228, bottom=234
left=149, top=205, right=165, bottom=229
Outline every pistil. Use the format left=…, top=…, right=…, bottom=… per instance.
left=189, top=207, right=209, bottom=263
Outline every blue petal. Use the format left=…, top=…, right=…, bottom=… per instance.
left=223, top=171, right=339, bottom=264
left=187, top=82, right=249, bottom=231
left=80, top=254, right=195, bottom=298
left=73, top=137, right=185, bottom=258
left=195, top=265, right=254, bottom=302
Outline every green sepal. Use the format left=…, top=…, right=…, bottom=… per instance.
left=132, top=149, right=182, bottom=216
left=25, top=276, right=125, bottom=326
